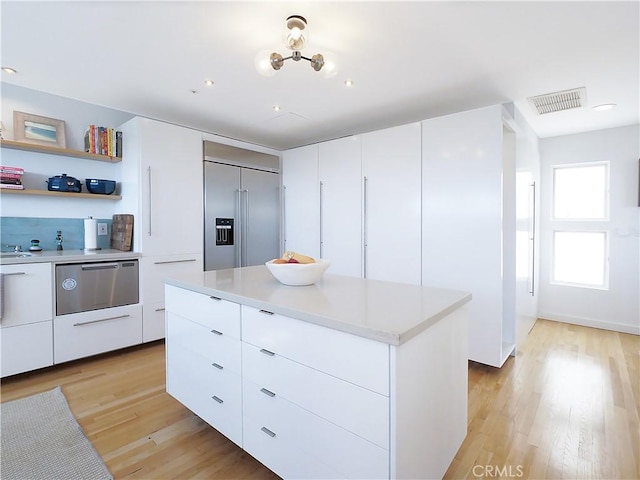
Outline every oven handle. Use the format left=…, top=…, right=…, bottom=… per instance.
left=81, top=263, right=119, bottom=271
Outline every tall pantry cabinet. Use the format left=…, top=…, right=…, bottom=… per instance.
left=318, top=137, right=362, bottom=277
left=118, top=117, right=204, bottom=342
left=361, top=123, right=422, bottom=285
left=421, top=104, right=524, bottom=367
left=282, top=144, right=320, bottom=260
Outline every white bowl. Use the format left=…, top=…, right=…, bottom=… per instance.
left=265, top=259, right=331, bottom=286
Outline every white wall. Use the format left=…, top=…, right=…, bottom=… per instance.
left=538, top=125, right=640, bottom=334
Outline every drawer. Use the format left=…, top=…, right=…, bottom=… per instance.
left=243, top=412, right=341, bottom=480
left=167, top=312, right=241, bottom=374
left=242, top=305, right=389, bottom=395
left=167, top=340, right=242, bottom=446
left=242, top=342, right=389, bottom=449
left=0, top=321, right=53, bottom=377
left=0, top=262, right=53, bottom=327
left=141, top=254, right=202, bottom=305
left=53, top=304, right=142, bottom=363
left=244, top=378, right=389, bottom=479
left=165, top=285, right=240, bottom=338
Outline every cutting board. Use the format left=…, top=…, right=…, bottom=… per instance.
left=110, top=214, right=134, bottom=251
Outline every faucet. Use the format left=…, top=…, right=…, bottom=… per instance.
left=6, top=245, right=22, bottom=253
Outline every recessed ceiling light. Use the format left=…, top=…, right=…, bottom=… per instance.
left=2, top=67, right=17, bottom=74
left=592, top=103, right=617, bottom=111
left=273, top=105, right=281, bottom=111
left=204, top=79, right=214, bottom=86
left=344, top=79, right=354, bottom=87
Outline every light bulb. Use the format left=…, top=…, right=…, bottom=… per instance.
left=255, top=50, right=277, bottom=77
left=320, top=54, right=338, bottom=79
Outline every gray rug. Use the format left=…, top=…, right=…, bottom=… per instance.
left=0, top=386, right=113, bottom=480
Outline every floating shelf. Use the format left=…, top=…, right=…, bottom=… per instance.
left=0, top=189, right=122, bottom=200
left=0, top=139, right=122, bottom=163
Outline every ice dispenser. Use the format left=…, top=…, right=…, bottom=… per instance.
left=215, top=218, right=234, bottom=246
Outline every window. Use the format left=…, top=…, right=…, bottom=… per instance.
left=551, top=162, right=609, bottom=289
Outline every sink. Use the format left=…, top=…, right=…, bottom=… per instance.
left=0, top=252, right=33, bottom=258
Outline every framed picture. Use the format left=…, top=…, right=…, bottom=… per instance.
left=13, top=111, right=66, bottom=148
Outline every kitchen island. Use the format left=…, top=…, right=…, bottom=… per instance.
left=165, top=266, right=471, bottom=479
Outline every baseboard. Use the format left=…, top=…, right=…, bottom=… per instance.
left=538, top=313, right=640, bottom=335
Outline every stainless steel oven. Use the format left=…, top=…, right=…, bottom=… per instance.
left=55, top=260, right=139, bottom=315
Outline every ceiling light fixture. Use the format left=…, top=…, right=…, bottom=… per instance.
left=256, top=15, right=334, bottom=77
left=344, top=79, right=354, bottom=87
left=204, top=79, right=214, bottom=86
left=2, top=67, right=17, bottom=74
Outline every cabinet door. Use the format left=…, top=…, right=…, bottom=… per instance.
left=282, top=144, right=320, bottom=259
left=0, top=321, right=53, bottom=377
left=362, top=123, right=422, bottom=285
left=141, top=254, right=203, bottom=342
left=318, top=136, right=362, bottom=277
left=140, top=118, right=203, bottom=256
left=0, top=263, right=53, bottom=327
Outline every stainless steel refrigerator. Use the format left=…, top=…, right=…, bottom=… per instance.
left=203, top=141, right=281, bottom=271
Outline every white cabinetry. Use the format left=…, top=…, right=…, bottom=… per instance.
left=242, top=306, right=390, bottom=480
left=53, top=304, right=142, bottom=363
left=119, top=117, right=204, bottom=341
left=362, top=123, right=422, bottom=285
left=422, top=105, right=520, bottom=367
left=318, top=136, right=362, bottom=277
left=165, top=285, right=242, bottom=446
left=0, top=263, right=53, bottom=377
left=282, top=144, right=320, bottom=259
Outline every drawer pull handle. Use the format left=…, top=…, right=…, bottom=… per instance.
left=155, top=307, right=166, bottom=312
left=259, top=309, right=274, bottom=315
left=212, top=363, right=224, bottom=370
left=153, top=258, right=196, bottom=265
left=212, top=395, right=224, bottom=404
left=261, top=427, right=276, bottom=438
left=211, top=329, right=223, bottom=336
left=73, top=314, right=130, bottom=327
left=260, top=388, right=275, bottom=398
left=259, top=348, right=275, bottom=356
left=209, top=296, right=222, bottom=301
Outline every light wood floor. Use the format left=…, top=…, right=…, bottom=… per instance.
left=1, top=319, right=638, bottom=480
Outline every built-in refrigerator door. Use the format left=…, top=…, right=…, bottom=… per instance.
left=204, top=162, right=241, bottom=271
left=241, top=168, right=280, bottom=266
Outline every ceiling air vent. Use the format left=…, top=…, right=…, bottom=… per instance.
left=528, top=87, right=586, bottom=115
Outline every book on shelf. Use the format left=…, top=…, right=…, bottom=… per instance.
left=0, top=165, right=25, bottom=174
left=0, top=172, right=23, bottom=179
left=84, top=125, right=123, bottom=157
left=1, top=177, right=23, bottom=185
left=0, top=183, right=25, bottom=190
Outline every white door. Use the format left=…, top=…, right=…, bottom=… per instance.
left=362, top=123, right=422, bottom=285
left=319, top=136, right=362, bottom=277
left=282, top=145, right=320, bottom=259
left=140, top=118, right=203, bottom=256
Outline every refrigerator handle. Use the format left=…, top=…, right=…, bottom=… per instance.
left=363, top=176, right=368, bottom=279
left=319, top=181, right=324, bottom=258
left=236, top=189, right=242, bottom=267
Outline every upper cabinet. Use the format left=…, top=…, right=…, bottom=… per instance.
left=361, top=123, right=422, bottom=285
left=318, top=136, right=362, bottom=278
left=118, top=117, right=203, bottom=256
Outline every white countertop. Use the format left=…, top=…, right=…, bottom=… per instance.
left=0, top=249, right=140, bottom=265
left=166, top=266, right=471, bottom=346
